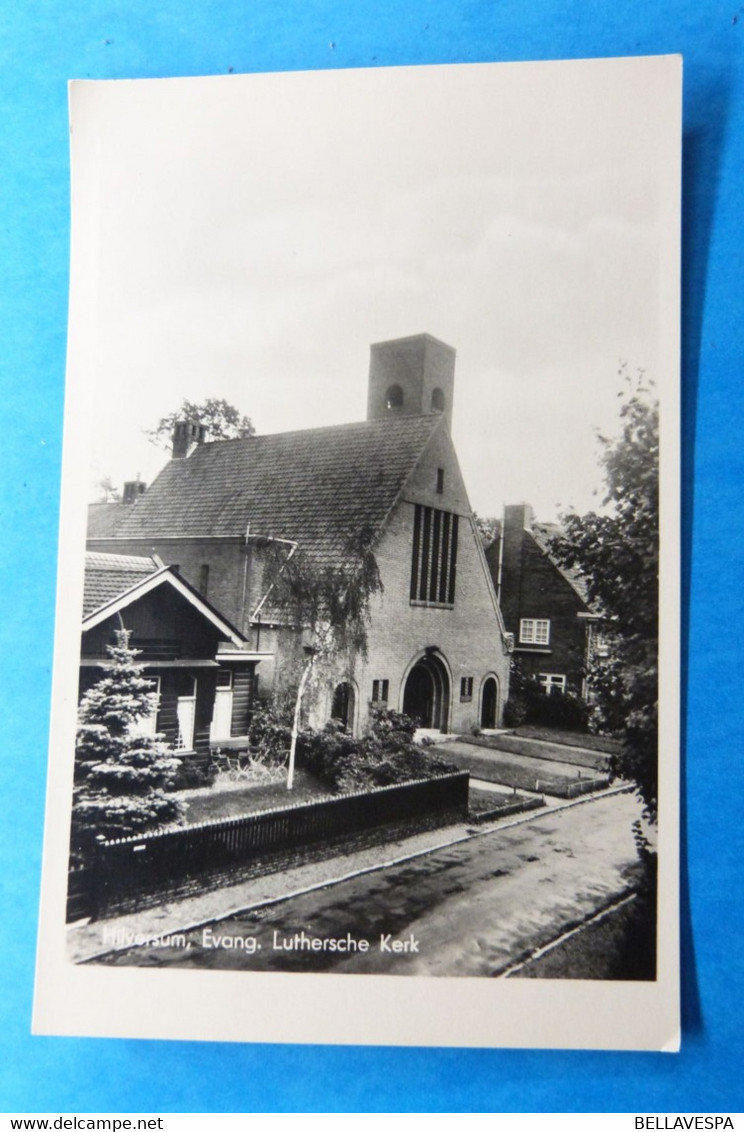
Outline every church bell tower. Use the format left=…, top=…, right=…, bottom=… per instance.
left=366, top=333, right=456, bottom=431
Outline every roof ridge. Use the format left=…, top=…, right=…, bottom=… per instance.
left=196, top=413, right=441, bottom=447
left=99, top=413, right=446, bottom=556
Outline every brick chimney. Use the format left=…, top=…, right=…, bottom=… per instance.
left=499, top=503, right=534, bottom=627
left=172, top=421, right=207, bottom=459
left=504, top=503, right=534, bottom=537
left=122, top=480, right=146, bottom=504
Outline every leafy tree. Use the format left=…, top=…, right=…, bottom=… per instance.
left=71, top=631, right=184, bottom=853
left=96, top=476, right=121, bottom=503
left=550, top=374, right=659, bottom=819
left=262, top=529, right=383, bottom=789
left=473, top=512, right=500, bottom=547
left=145, top=397, right=255, bottom=450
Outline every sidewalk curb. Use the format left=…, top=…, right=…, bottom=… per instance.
left=72, top=782, right=635, bottom=964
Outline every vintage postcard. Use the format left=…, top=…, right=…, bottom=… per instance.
left=34, top=56, right=681, bottom=1049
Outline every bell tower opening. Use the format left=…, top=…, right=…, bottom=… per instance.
left=366, top=334, right=455, bottom=431
left=385, top=384, right=404, bottom=410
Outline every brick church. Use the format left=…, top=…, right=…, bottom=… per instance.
left=88, top=334, right=512, bottom=744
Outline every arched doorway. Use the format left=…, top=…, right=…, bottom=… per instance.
left=480, top=675, right=499, bottom=729
left=331, top=681, right=355, bottom=731
left=402, top=652, right=450, bottom=730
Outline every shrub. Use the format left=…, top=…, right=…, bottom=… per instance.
left=527, top=688, right=590, bottom=731
left=366, top=704, right=418, bottom=746
left=503, top=696, right=529, bottom=727
left=247, top=706, right=293, bottom=767
left=299, top=719, right=361, bottom=787
left=505, top=657, right=590, bottom=732
left=173, top=760, right=218, bottom=790
left=298, top=707, right=458, bottom=793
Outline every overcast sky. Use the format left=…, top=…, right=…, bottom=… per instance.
left=72, top=58, right=679, bottom=522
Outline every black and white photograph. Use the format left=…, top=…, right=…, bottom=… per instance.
left=34, top=56, right=681, bottom=1049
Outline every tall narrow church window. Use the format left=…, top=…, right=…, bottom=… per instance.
left=410, top=504, right=458, bottom=605
left=436, top=467, right=444, bottom=494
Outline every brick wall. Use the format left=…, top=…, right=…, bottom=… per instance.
left=307, top=432, right=511, bottom=736
left=487, top=522, right=590, bottom=695
left=88, top=537, right=251, bottom=632
left=89, top=427, right=511, bottom=736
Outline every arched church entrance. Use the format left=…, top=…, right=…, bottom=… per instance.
left=480, top=675, right=499, bottom=729
left=402, top=652, right=450, bottom=731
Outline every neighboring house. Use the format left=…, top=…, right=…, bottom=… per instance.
left=87, top=333, right=511, bottom=736
left=81, top=551, right=255, bottom=772
left=87, top=480, right=146, bottom=538
left=485, top=503, right=601, bottom=700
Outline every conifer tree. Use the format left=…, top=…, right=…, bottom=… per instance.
left=72, top=631, right=184, bottom=852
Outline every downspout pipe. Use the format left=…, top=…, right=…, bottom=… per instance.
left=247, top=533, right=299, bottom=623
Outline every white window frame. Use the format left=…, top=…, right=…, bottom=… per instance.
left=520, top=618, right=551, bottom=645
left=176, top=675, right=197, bottom=751
left=539, top=673, right=566, bottom=696
left=129, top=676, right=161, bottom=738
left=210, top=668, right=234, bottom=742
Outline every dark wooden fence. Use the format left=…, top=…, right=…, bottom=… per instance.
left=70, top=772, right=469, bottom=922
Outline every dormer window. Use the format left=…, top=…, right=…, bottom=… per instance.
left=385, top=384, right=404, bottom=410
left=431, top=387, right=445, bottom=412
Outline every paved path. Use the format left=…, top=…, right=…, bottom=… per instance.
left=94, top=788, right=644, bottom=978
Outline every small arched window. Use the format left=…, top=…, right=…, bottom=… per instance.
left=431, top=387, right=445, bottom=412
left=331, top=681, right=355, bottom=731
left=385, top=384, right=404, bottom=410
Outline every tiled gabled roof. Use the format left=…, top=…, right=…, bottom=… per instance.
left=87, top=502, right=129, bottom=538
left=83, top=552, right=159, bottom=617
left=530, top=522, right=594, bottom=607
left=107, top=415, right=444, bottom=566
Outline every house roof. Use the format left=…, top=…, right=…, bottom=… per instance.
left=529, top=522, right=593, bottom=607
left=87, top=501, right=129, bottom=538
left=82, top=551, right=246, bottom=646
left=488, top=517, right=595, bottom=609
left=83, top=552, right=160, bottom=617
left=101, top=415, right=444, bottom=567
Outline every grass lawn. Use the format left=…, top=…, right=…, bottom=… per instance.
left=514, top=725, right=621, bottom=756
left=468, top=787, right=544, bottom=821
left=511, top=890, right=656, bottom=980
left=472, top=731, right=611, bottom=772
left=446, top=743, right=608, bottom=797
left=179, top=769, right=331, bottom=825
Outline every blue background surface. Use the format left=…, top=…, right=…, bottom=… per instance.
left=1, top=0, right=742, bottom=1114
